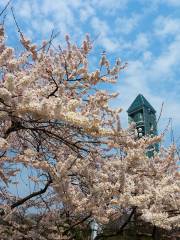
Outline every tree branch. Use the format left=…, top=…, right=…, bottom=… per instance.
left=0, top=0, right=11, bottom=17
left=10, top=176, right=52, bottom=209
left=95, top=207, right=136, bottom=239
left=63, top=213, right=92, bottom=235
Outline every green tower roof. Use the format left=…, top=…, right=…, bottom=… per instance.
left=127, top=94, right=156, bottom=114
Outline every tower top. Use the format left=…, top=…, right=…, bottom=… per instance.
left=127, top=94, right=156, bottom=114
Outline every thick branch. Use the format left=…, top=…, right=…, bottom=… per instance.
left=63, top=213, right=92, bottom=234
left=95, top=207, right=136, bottom=239
left=4, top=120, right=24, bottom=138
left=11, top=177, right=52, bottom=209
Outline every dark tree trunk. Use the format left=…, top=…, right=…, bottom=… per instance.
left=152, top=226, right=160, bottom=240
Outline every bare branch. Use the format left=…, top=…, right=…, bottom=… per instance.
left=157, top=101, right=164, bottom=124
left=11, top=176, right=52, bottom=209
left=10, top=7, right=23, bottom=36
left=95, top=208, right=136, bottom=239
left=63, top=213, right=92, bottom=235
left=0, top=0, right=11, bottom=17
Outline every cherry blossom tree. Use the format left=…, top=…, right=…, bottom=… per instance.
left=0, top=17, right=179, bottom=239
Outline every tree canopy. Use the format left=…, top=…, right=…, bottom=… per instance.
left=0, top=23, right=179, bottom=239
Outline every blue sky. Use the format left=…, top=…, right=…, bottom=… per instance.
left=1, top=0, right=180, bottom=145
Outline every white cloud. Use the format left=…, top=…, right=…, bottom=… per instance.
left=90, top=17, right=120, bottom=52
left=134, top=33, right=149, bottom=51
left=162, top=0, right=180, bottom=6
left=80, top=4, right=95, bottom=22
left=154, top=16, right=180, bottom=37
left=92, top=0, right=129, bottom=13
left=32, top=19, right=54, bottom=36
left=115, top=14, right=141, bottom=34
left=139, top=0, right=180, bottom=8
left=143, top=51, right=152, bottom=61
left=18, top=1, right=32, bottom=19
left=0, top=0, right=10, bottom=7
left=150, top=35, right=180, bottom=80
left=114, top=32, right=149, bottom=54
left=91, top=17, right=109, bottom=36
left=101, top=37, right=120, bottom=52
left=41, top=0, right=75, bottom=28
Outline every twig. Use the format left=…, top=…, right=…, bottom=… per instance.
left=162, top=118, right=171, bottom=137
left=37, top=31, right=60, bottom=52
left=11, top=7, right=23, bottom=36
left=170, top=118, right=175, bottom=144
left=157, top=102, right=164, bottom=124
left=46, top=29, right=54, bottom=53
left=47, top=73, right=59, bottom=98
left=2, top=14, right=7, bottom=25
left=0, top=0, right=11, bottom=17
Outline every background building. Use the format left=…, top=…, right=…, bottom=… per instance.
left=127, top=94, right=159, bottom=155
